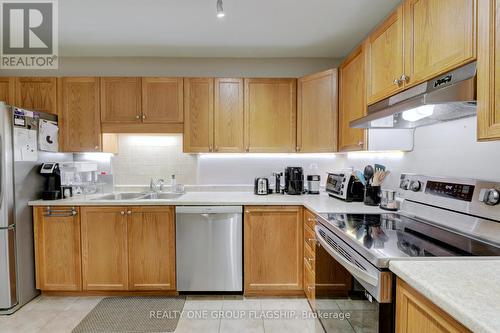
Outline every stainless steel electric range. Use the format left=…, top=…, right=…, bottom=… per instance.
left=313, top=174, right=500, bottom=333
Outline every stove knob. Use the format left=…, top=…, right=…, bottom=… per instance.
left=410, top=181, right=422, bottom=192
left=480, top=189, right=500, bottom=206
left=400, top=179, right=410, bottom=190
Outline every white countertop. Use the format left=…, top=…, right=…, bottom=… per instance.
left=390, top=260, right=500, bottom=333
left=28, top=191, right=385, bottom=215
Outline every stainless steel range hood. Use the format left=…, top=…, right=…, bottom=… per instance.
left=350, top=62, right=477, bottom=129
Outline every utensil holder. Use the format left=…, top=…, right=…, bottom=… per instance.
left=364, top=185, right=381, bottom=206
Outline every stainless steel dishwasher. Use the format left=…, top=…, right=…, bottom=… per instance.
left=175, top=206, right=242, bottom=292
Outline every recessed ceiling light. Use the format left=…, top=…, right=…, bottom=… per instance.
left=216, top=0, right=225, bottom=18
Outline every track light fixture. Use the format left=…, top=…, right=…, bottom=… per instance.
left=216, top=0, right=225, bottom=18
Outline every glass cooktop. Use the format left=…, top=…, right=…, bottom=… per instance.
left=318, top=213, right=500, bottom=261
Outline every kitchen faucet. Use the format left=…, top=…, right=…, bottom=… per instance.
left=149, top=178, right=165, bottom=192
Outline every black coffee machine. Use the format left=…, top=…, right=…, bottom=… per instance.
left=284, top=166, right=304, bottom=195
left=40, top=162, right=62, bottom=200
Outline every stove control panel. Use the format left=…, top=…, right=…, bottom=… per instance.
left=425, top=180, right=475, bottom=202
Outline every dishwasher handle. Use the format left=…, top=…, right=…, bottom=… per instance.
left=175, top=206, right=243, bottom=214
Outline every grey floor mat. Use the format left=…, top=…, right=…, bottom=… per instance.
left=72, top=296, right=185, bottom=333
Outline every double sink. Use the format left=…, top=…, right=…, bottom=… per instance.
left=92, top=192, right=184, bottom=201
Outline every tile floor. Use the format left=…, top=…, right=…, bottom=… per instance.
left=0, top=295, right=375, bottom=333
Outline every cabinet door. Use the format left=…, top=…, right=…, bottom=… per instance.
left=59, top=77, right=101, bottom=152
left=339, top=44, right=368, bottom=151
left=404, top=0, right=476, bottom=87
left=81, top=207, right=128, bottom=291
left=14, top=77, right=57, bottom=114
left=396, top=278, right=472, bottom=332
left=244, top=78, right=297, bottom=152
left=214, top=78, right=244, bottom=152
left=244, top=206, right=303, bottom=295
left=100, top=77, right=141, bottom=123
left=183, top=78, right=214, bottom=152
left=0, top=77, right=14, bottom=104
left=142, top=77, right=183, bottom=124
left=477, top=0, right=500, bottom=140
left=297, top=69, right=338, bottom=152
left=128, top=206, right=176, bottom=291
left=366, top=6, right=405, bottom=105
left=33, top=207, right=81, bottom=291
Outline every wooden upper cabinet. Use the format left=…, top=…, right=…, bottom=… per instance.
left=128, top=206, right=176, bottom=291
left=59, top=77, right=101, bottom=152
left=477, top=0, right=500, bottom=140
left=81, top=207, right=128, bottom=291
left=396, top=278, right=472, bottom=333
left=214, top=78, right=244, bottom=152
left=100, top=77, right=141, bottom=123
left=0, top=77, right=14, bottom=104
left=244, top=206, right=303, bottom=295
left=14, top=77, right=57, bottom=114
left=142, top=77, right=183, bottom=124
left=244, top=78, right=297, bottom=152
left=404, top=0, right=476, bottom=87
left=339, top=44, right=368, bottom=151
left=183, top=78, right=214, bottom=152
left=33, top=207, right=81, bottom=291
left=366, top=5, right=405, bottom=105
left=297, top=69, right=338, bottom=153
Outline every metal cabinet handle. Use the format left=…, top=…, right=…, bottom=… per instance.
left=358, top=141, right=364, bottom=147
left=214, top=146, right=219, bottom=152
left=209, top=146, right=213, bottom=152
left=135, top=115, right=140, bottom=119
left=142, top=114, right=146, bottom=120
left=296, top=146, right=301, bottom=152
left=245, top=147, right=250, bottom=152
left=44, top=207, right=77, bottom=217
left=127, top=210, right=132, bottom=215
left=307, top=285, right=315, bottom=291
left=120, top=211, right=125, bottom=215
left=307, top=257, right=314, bottom=262
left=400, top=74, right=410, bottom=83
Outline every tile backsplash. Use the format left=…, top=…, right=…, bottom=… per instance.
left=111, top=134, right=197, bottom=186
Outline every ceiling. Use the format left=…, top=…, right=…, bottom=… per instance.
left=59, top=0, right=400, bottom=58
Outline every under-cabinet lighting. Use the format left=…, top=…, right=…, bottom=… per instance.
left=402, top=105, right=435, bottom=122
left=80, top=153, right=114, bottom=162
left=346, top=151, right=405, bottom=159
left=198, top=153, right=337, bottom=159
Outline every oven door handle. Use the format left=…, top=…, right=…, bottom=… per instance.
left=315, top=226, right=378, bottom=287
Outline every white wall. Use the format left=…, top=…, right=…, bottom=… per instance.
left=342, top=116, right=500, bottom=187
left=0, top=56, right=341, bottom=77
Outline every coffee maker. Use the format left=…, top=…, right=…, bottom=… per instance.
left=284, top=167, right=304, bottom=195
left=40, top=162, right=62, bottom=200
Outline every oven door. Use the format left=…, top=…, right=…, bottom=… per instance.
left=314, top=223, right=394, bottom=333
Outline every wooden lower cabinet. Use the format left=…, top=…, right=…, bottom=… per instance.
left=244, top=206, right=303, bottom=295
left=81, top=207, right=129, bottom=291
left=33, top=206, right=82, bottom=291
left=80, top=206, right=176, bottom=292
left=128, top=206, right=176, bottom=291
left=396, top=278, right=471, bottom=333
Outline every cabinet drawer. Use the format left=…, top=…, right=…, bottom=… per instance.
left=304, top=210, right=317, bottom=230
left=304, top=258, right=315, bottom=307
left=304, top=241, right=315, bottom=272
left=304, top=224, right=316, bottom=252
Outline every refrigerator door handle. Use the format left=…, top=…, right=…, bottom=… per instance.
left=0, top=133, right=3, bottom=210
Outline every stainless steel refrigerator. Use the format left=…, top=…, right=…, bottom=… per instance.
left=0, top=103, right=72, bottom=314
